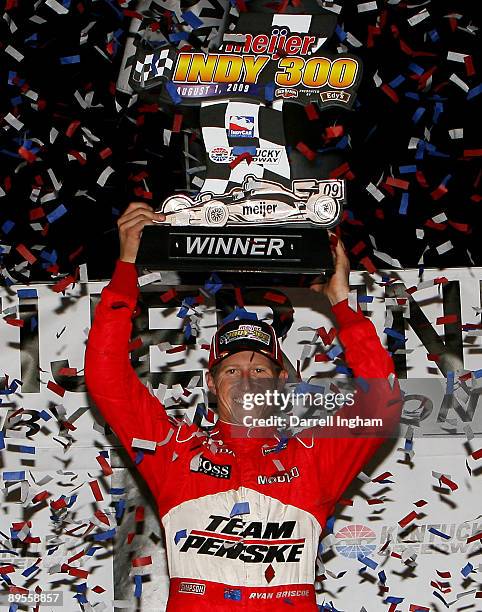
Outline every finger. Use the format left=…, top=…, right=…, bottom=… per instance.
left=118, top=202, right=154, bottom=222
left=122, top=218, right=155, bottom=239
left=119, top=213, right=157, bottom=232
left=118, top=210, right=161, bottom=229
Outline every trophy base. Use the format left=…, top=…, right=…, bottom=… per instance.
left=136, top=225, right=333, bottom=273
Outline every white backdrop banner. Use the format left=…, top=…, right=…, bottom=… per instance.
left=1, top=267, right=481, bottom=611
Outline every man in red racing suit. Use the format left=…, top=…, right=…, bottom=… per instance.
left=85, top=202, right=402, bottom=611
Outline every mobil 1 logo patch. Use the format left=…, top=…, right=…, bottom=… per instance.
left=192, top=454, right=231, bottom=479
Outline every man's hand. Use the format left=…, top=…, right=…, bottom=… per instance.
left=118, top=202, right=165, bottom=263
left=310, top=233, right=350, bottom=306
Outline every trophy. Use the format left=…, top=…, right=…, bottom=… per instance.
left=121, top=1, right=362, bottom=272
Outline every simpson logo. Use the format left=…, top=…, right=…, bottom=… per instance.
left=178, top=515, right=305, bottom=563
left=258, top=466, right=300, bottom=485
left=179, top=582, right=206, bottom=595
left=220, top=325, right=270, bottom=346
left=228, top=115, right=254, bottom=138
left=191, top=454, right=231, bottom=479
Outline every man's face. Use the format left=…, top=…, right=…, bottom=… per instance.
left=206, top=351, right=287, bottom=425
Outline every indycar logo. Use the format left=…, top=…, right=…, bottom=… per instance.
left=208, top=146, right=282, bottom=165
left=228, top=115, right=254, bottom=138
left=257, top=466, right=300, bottom=485
left=191, top=454, right=231, bottom=479
left=178, top=515, right=305, bottom=563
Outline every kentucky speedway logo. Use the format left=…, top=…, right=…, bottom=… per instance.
left=334, top=524, right=377, bottom=559
left=229, top=116, right=255, bottom=138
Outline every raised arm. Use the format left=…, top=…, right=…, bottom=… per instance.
left=310, top=237, right=402, bottom=510
left=84, top=203, right=169, bottom=493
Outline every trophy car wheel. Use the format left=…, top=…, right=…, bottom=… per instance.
left=202, top=201, right=229, bottom=226
left=306, top=195, right=340, bottom=227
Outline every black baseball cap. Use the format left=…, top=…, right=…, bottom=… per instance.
left=209, top=319, right=284, bottom=370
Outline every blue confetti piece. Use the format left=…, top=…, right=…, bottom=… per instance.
left=3, top=471, right=25, bottom=481
left=110, top=487, right=125, bottom=496
left=388, top=74, right=405, bottom=88
left=399, top=192, right=409, bottom=215
left=115, top=499, right=125, bottom=520
left=18, top=446, right=35, bottom=454
left=230, top=502, right=249, bottom=517
left=86, top=546, right=102, bottom=556
left=404, top=438, right=413, bottom=451
left=357, top=295, right=373, bottom=302
left=326, top=344, right=343, bottom=360
left=169, top=31, right=190, bottom=43
left=60, top=55, right=81, bottom=64
left=335, top=25, right=347, bottom=41
left=2, top=220, right=15, bottom=234
left=428, top=29, right=439, bottom=42
left=334, top=365, right=352, bottom=375
left=428, top=527, right=450, bottom=540
left=181, top=10, right=203, bottom=29
left=399, top=165, right=417, bottom=174
left=357, top=554, right=378, bottom=570
left=378, top=569, right=386, bottom=584
left=166, top=81, right=182, bottom=104
left=67, top=494, right=77, bottom=507
left=461, top=562, right=473, bottom=577
left=384, top=327, right=406, bottom=342
left=433, top=101, right=443, bottom=123
left=354, top=377, right=370, bottom=393
left=326, top=515, right=336, bottom=533
left=412, top=107, right=426, bottom=124
left=467, top=83, right=482, bottom=100
left=446, top=371, right=454, bottom=394
left=17, top=288, right=37, bottom=298
left=47, top=204, right=67, bottom=223
left=384, top=596, right=404, bottom=604
left=22, top=562, right=40, bottom=577
left=175, top=529, right=187, bottom=544
left=473, top=369, right=482, bottom=379
left=134, top=574, right=142, bottom=598
left=9, top=604, right=18, bottom=612
left=93, top=528, right=116, bottom=541
left=38, top=409, right=51, bottom=421
left=405, top=92, right=420, bottom=100
left=0, top=432, right=4, bottom=450
left=135, top=450, right=144, bottom=464
left=408, top=63, right=424, bottom=75
left=11, top=96, right=22, bottom=106
left=441, top=173, right=452, bottom=186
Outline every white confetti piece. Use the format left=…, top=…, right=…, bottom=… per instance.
left=448, top=128, right=463, bottom=139
left=449, top=73, right=469, bottom=92
left=97, top=166, right=115, bottom=186
left=358, top=1, right=378, bottom=12
left=447, top=51, right=468, bottom=62
left=45, top=0, right=69, bottom=14
left=4, top=113, right=24, bottom=131
left=432, top=212, right=448, bottom=223
left=138, top=271, right=162, bottom=286
left=408, top=8, right=430, bottom=26
left=5, top=45, right=24, bottom=62
left=131, top=438, right=157, bottom=451
left=436, top=240, right=453, bottom=255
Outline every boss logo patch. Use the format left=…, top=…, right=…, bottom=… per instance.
left=192, top=454, right=231, bottom=479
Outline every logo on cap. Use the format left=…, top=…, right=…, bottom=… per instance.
left=220, top=324, right=271, bottom=346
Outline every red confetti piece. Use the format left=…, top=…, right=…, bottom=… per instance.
left=92, top=586, right=105, bottom=594
left=66, top=120, right=81, bottom=137
left=47, top=380, right=65, bottom=397
left=337, top=498, right=354, bottom=506
left=96, top=455, right=113, bottom=476
left=172, top=113, right=183, bottom=133
left=234, top=287, right=244, bottom=307
left=296, top=142, right=316, bottom=161
left=51, top=497, right=67, bottom=510
left=329, top=162, right=350, bottom=179
left=427, top=354, right=440, bottom=362
left=50, top=274, right=77, bottom=293
left=16, top=243, right=37, bottom=264
left=0, top=565, right=15, bottom=574
left=386, top=177, right=409, bottom=190
left=127, top=532, right=136, bottom=544
left=317, top=327, right=336, bottom=346
left=351, top=241, right=365, bottom=255
left=304, top=103, right=319, bottom=121
left=464, top=55, right=475, bottom=77
left=18, top=147, right=37, bottom=163
left=32, top=491, right=50, bottom=503
left=436, top=315, right=458, bottom=325
left=4, top=318, right=24, bottom=327
left=325, top=125, right=344, bottom=139
left=430, top=184, right=448, bottom=200
left=467, top=531, right=482, bottom=544
left=95, top=510, right=110, bottom=525
left=29, top=207, right=45, bottom=220
left=381, top=83, right=399, bottom=103
left=89, top=480, right=103, bottom=501
left=464, top=149, right=482, bottom=157
left=58, top=367, right=77, bottom=376
left=160, top=288, right=177, bottom=303
left=398, top=510, right=419, bottom=528
left=132, top=556, right=152, bottom=567
left=166, top=344, right=187, bottom=354
left=439, top=474, right=458, bottom=491
left=263, top=291, right=286, bottom=304
left=471, top=448, right=482, bottom=460
left=360, top=256, right=377, bottom=273
left=135, top=506, right=145, bottom=522
left=314, top=353, right=329, bottom=362
left=99, top=147, right=112, bottom=159
left=68, top=567, right=88, bottom=579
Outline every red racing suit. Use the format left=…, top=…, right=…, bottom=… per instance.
left=84, top=260, right=402, bottom=611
